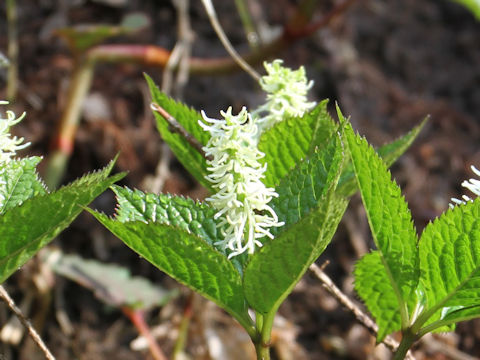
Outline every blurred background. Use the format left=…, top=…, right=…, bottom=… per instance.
left=0, top=0, right=479, bottom=359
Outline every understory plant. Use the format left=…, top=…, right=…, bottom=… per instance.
left=0, top=101, right=123, bottom=284
left=343, top=109, right=480, bottom=359
left=91, top=60, right=424, bottom=359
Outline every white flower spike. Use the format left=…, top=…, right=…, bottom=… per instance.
left=0, top=101, right=29, bottom=165
left=199, top=107, right=284, bottom=258
left=450, top=165, right=480, bottom=208
left=253, top=59, right=315, bottom=133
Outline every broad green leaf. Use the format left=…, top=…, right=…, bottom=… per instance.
left=110, top=186, right=249, bottom=272
left=451, top=0, right=480, bottom=20
left=146, top=74, right=212, bottom=190
left=268, top=131, right=343, bottom=238
left=44, top=249, right=177, bottom=310
left=427, top=304, right=480, bottom=334
left=259, top=100, right=337, bottom=188
left=354, top=251, right=402, bottom=341
left=343, top=120, right=419, bottom=324
left=111, top=185, right=220, bottom=246
left=0, top=157, right=46, bottom=214
left=0, top=160, right=123, bottom=283
left=418, top=198, right=480, bottom=330
left=91, top=212, right=252, bottom=329
left=243, top=134, right=348, bottom=314
left=337, top=119, right=426, bottom=197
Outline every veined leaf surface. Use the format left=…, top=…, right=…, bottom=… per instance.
left=146, top=74, right=211, bottom=190
left=244, top=133, right=347, bottom=313
left=0, top=157, right=46, bottom=214
left=259, top=100, right=337, bottom=188
left=92, top=212, right=252, bottom=329
left=343, top=120, right=419, bottom=326
left=337, top=119, right=426, bottom=197
left=354, top=251, right=402, bottom=341
left=418, top=198, right=480, bottom=330
left=0, top=160, right=123, bottom=283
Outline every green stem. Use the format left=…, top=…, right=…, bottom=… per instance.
left=393, top=329, right=417, bottom=360
left=172, top=293, right=194, bottom=359
left=234, top=0, right=259, bottom=49
left=44, top=58, right=94, bottom=189
left=253, top=309, right=275, bottom=360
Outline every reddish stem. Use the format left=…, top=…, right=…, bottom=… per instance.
left=122, top=307, right=168, bottom=360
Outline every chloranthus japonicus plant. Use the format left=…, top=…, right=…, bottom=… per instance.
left=91, top=60, right=424, bottom=359
left=342, top=106, right=480, bottom=359
left=0, top=101, right=123, bottom=284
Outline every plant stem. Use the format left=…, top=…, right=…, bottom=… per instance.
left=234, top=0, right=259, bottom=49
left=253, top=309, right=275, bottom=360
left=200, top=0, right=261, bottom=81
left=122, top=307, right=168, bottom=360
left=393, top=329, right=417, bottom=360
left=45, top=58, right=94, bottom=189
left=6, top=0, right=18, bottom=101
left=172, top=292, right=194, bottom=359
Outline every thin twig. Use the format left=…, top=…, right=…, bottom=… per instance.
left=0, top=285, right=55, bottom=360
left=309, top=264, right=416, bottom=360
left=150, top=102, right=210, bottom=161
left=200, top=0, right=261, bottom=81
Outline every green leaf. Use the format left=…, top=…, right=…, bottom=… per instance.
left=343, top=119, right=419, bottom=326
left=0, top=157, right=46, bottom=214
left=451, top=0, right=480, bottom=20
left=431, top=304, right=480, bottom=331
left=354, top=251, right=402, bottom=342
left=259, top=100, right=337, bottom=188
left=417, top=198, right=480, bottom=330
left=0, top=160, right=123, bottom=284
left=91, top=212, right=252, bottom=330
left=243, top=134, right=348, bottom=314
left=111, top=185, right=220, bottom=246
left=145, top=74, right=212, bottom=190
left=337, top=118, right=426, bottom=197
left=43, top=249, right=177, bottom=310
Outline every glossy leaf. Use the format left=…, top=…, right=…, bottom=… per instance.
left=343, top=119, right=419, bottom=325
left=243, top=134, right=347, bottom=314
left=337, top=118, right=426, bottom=197
left=417, top=198, right=480, bottom=330
left=258, top=100, right=337, bottom=188
left=354, top=251, right=402, bottom=341
left=0, top=157, right=46, bottom=214
left=91, top=212, right=252, bottom=329
left=146, top=74, right=212, bottom=190
left=111, top=185, right=220, bottom=246
left=0, top=160, right=123, bottom=283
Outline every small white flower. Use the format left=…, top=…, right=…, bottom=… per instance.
left=0, top=101, right=30, bottom=209
left=252, top=59, right=316, bottom=133
left=0, top=101, right=29, bottom=165
left=450, top=165, right=480, bottom=208
left=199, top=107, right=284, bottom=258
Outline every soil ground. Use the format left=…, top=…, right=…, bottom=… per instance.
left=0, top=0, right=479, bottom=359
